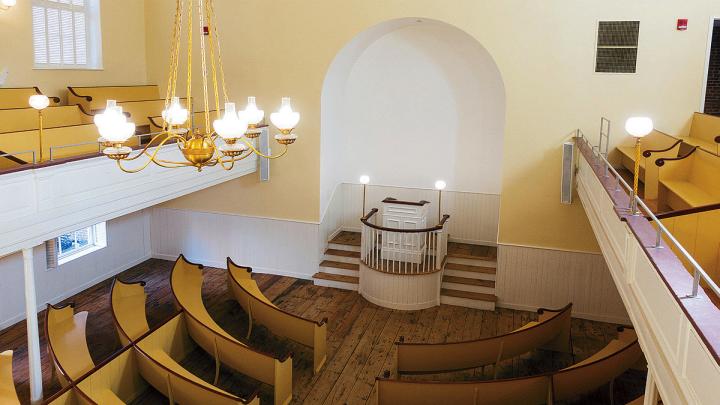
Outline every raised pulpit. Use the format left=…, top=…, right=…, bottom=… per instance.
left=381, top=198, right=430, bottom=263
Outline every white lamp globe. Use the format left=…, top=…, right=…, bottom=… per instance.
left=1, top=0, right=17, bottom=8
left=214, top=102, right=249, bottom=140
left=434, top=180, right=447, bottom=191
left=94, top=100, right=135, bottom=143
left=162, top=97, right=189, bottom=126
left=359, top=175, right=370, bottom=185
left=625, top=117, right=653, bottom=138
left=240, top=97, right=265, bottom=127
left=270, top=97, right=300, bottom=133
left=28, top=95, right=50, bottom=110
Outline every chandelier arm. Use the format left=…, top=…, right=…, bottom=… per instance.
left=117, top=132, right=181, bottom=162
left=209, top=0, right=229, bottom=102
left=240, top=138, right=290, bottom=160
left=116, top=137, right=193, bottom=173
left=205, top=0, right=222, bottom=120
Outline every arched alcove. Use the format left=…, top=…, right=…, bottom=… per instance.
left=320, top=18, right=506, bottom=213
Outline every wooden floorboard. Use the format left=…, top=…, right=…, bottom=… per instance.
left=0, top=258, right=645, bottom=405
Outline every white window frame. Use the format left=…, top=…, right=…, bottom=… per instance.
left=31, top=0, right=103, bottom=70
left=56, top=222, right=107, bottom=266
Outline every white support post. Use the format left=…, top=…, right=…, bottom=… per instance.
left=643, top=368, right=659, bottom=405
left=22, top=247, right=43, bottom=404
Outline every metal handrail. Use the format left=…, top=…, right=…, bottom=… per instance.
left=577, top=131, right=720, bottom=299
left=0, top=150, right=36, bottom=164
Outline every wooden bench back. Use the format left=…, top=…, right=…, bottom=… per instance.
left=0, top=350, right=20, bottom=405
left=46, top=305, right=95, bottom=383
left=44, top=387, right=90, bottom=405
left=119, top=98, right=187, bottom=129
left=689, top=112, right=720, bottom=145
left=75, top=347, right=147, bottom=404
left=0, top=87, right=60, bottom=109
left=68, top=85, right=160, bottom=111
left=396, top=304, right=572, bottom=374
left=0, top=105, right=93, bottom=133
left=110, top=279, right=150, bottom=345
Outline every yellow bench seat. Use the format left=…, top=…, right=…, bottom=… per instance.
left=661, top=179, right=717, bottom=207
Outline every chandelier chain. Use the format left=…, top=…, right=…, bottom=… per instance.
left=209, top=0, right=229, bottom=103
left=198, top=0, right=211, bottom=133
left=205, top=0, right=222, bottom=120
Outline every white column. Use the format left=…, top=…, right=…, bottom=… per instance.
left=22, top=247, right=43, bottom=404
left=643, top=367, right=659, bottom=405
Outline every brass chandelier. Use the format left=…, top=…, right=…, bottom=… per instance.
left=95, top=0, right=300, bottom=173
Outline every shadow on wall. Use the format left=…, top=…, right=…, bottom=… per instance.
left=320, top=18, right=506, bottom=214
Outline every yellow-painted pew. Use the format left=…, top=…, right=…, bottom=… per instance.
left=118, top=98, right=188, bottom=131
left=68, top=85, right=160, bottom=111
left=172, top=255, right=293, bottom=405
left=111, top=278, right=260, bottom=405
left=0, top=105, right=94, bottom=133
left=45, top=304, right=95, bottom=386
left=149, top=109, right=221, bottom=134
left=657, top=148, right=720, bottom=210
left=43, top=386, right=91, bottom=405
left=0, top=87, right=60, bottom=109
left=395, top=303, right=572, bottom=376
left=683, top=112, right=720, bottom=155
left=377, top=328, right=642, bottom=405
left=0, top=350, right=20, bottom=405
left=617, top=130, right=681, bottom=182
left=228, top=258, right=328, bottom=374
left=74, top=346, right=147, bottom=404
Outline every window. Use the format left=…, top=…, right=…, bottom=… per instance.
left=51, top=222, right=107, bottom=266
left=31, top=0, right=102, bottom=69
left=595, top=21, right=640, bottom=74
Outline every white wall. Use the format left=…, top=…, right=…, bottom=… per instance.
left=0, top=210, right=151, bottom=330
left=320, top=19, right=505, bottom=215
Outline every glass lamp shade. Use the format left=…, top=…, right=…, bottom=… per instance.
left=1, top=0, right=17, bottom=8
left=625, top=117, right=653, bottom=138
left=213, top=102, right=249, bottom=140
left=94, top=100, right=136, bottom=143
left=241, top=97, right=265, bottom=127
left=434, top=180, right=447, bottom=191
left=359, top=175, right=370, bottom=185
left=270, top=97, right=300, bottom=133
left=162, top=97, right=189, bottom=126
left=28, top=95, right=50, bottom=110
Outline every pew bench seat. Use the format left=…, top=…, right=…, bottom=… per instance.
left=0, top=350, right=20, bottom=405
left=661, top=179, right=717, bottom=209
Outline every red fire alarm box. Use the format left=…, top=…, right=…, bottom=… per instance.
left=677, top=19, right=688, bottom=31
left=203, top=26, right=210, bottom=35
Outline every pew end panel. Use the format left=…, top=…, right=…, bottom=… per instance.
left=536, top=304, right=573, bottom=353
left=0, top=350, right=20, bottom=405
left=687, top=112, right=720, bottom=152
left=110, top=278, right=151, bottom=345
left=46, top=303, right=95, bottom=384
left=75, top=346, right=147, bottom=404
left=44, top=387, right=92, bottom=405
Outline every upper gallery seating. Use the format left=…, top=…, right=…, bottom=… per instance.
left=119, top=98, right=187, bottom=132
left=0, top=87, right=60, bottom=109
left=376, top=327, right=642, bottom=405
left=227, top=258, right=328, bottom=374
left=148, top=109, right=220, bottom=134
left=657, top=147, right=720, bottom=210
left=111, top=278, right=261, bottom=405
left=680, top=112, right=720, bottom=154
left=67, top=85, right=161, bottom=111
left=171, top=255, right=294, bottom=405
left=617, top=129, right=682, bottom=183
left=0, top=350, right=20, bottom=405
left=0, top=105, right=94, bottom=133
left=45, top=304, right=96, bottom=386
left=395, top=304, right=572, bottom=376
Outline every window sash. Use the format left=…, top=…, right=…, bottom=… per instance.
left=32, top=0, right=92, bottom=69
left=57, top=226, right=96, bottom=259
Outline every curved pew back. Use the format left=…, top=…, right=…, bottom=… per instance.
left=134, top=314, right=258, bottom=405
left=118, top=98, right=187, bottom=129
left=74, top=346, right=147, bottom=404
left=396, top=304, right=572, bottom=374
left=0, top=105, right=93, bottom=133
left=171, top=255, right=293, bottom=405
left=688, top=112, right=720, bottom=148
left=68, top=85, right=160, bottom=111
left=227, top=258, right=328, bottom=373
left=0, top=87, right=60, bottom=109
left=46, top=304, right=95, bottom=384
left=377, top=328, right=642, bottom=405
left=0, top=350, right=20, bottom=405
left=110, top=279, right=151, bottom=345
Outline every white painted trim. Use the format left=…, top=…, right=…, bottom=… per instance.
left=151, top=253, right=313, bottom=281
left=700, top=17, right=719, bottom=112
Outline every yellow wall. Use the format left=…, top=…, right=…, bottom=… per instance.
left=0, top=0, right=148, bottom=102
left=152, top=1, right=719, bottom=252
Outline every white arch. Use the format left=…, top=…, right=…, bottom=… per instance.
left=320, top=18, right=506, bottom=214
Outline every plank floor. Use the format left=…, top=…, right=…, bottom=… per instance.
left=0, top=258, right=645, bottom=404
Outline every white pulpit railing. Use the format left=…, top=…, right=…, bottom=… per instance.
left=360, top=208, right=449, bottom=274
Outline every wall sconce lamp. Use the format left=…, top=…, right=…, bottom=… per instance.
left=434, top=180, right=447, bottom=223
left=359, top=175, right=370, bottom=215
left=29, top=94, right=50, bottom=163
left=625, top=117, right=653, bottom=215
left=0, top=0, right=17, bottom=11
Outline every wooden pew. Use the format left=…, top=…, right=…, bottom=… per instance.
left=376, top=328, right=642, bottom=405
left=73, top=345, right=147, bottom=404
left=227, top=258, right=328, bottom=374
left=395, top=304, right=572, bottom=376
left=43, top=386, right=92, bottom=405
left=657, top=147, right=720, bottom=210
left=67, top=85, right=160, bottom=111
left=683, top=112, right=720, bottom=155
left=111, top=278, right=261, bottom=405
left=617, top=130, right=681, bottom=179
left=0, top=105, right=94, bottom=133
left=0, top=350, right=20, bottom=405
left=118, top=98, right=188, bottom=131
left=172, top=255, right=294, bottom=405
left=0, top=87, right=60, bottom=109
left=45, top=304, right=96, bottom=386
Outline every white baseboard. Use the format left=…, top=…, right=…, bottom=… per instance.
left=496, top=301, right=631, bottom=325
left=448, top=237, right=498, bottom=246
left=151, top=253, right=313, bottom=281
left=0, top=253, right=152, bottom=331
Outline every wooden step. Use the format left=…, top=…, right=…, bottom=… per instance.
left=320, top=260, right=359, bottom=271
left=324, top=249, right=361, bottom=259
left=312, top=272, right=359, bottom=284
left=445, top=262, right=496, bottom=274
left=441, top=288, right=497, bottom=302
left=329, top=231, right=361, bottom=247
left=442, top=275, right=495, bottom=288
left=447, top=242, right=497, bottom=261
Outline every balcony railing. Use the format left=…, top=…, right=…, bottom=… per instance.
left=360, top=208, right=449, bottom=275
